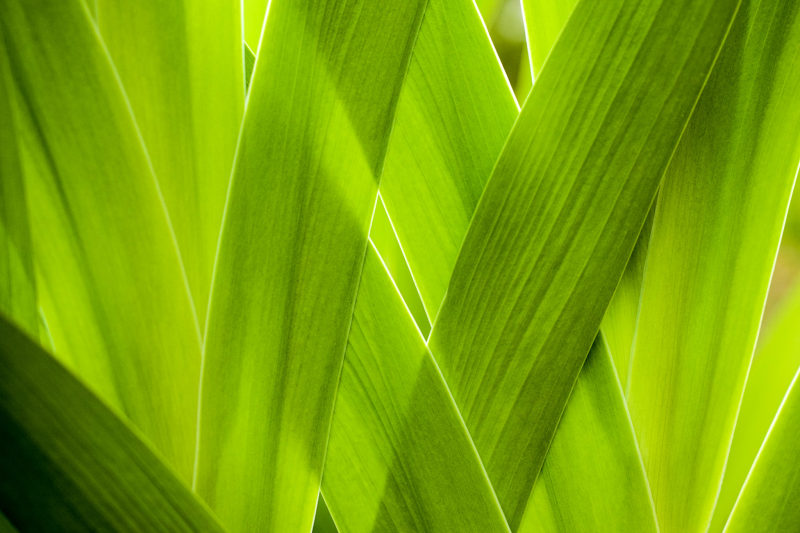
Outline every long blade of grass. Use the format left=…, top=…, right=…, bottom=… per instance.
left=95, top=0, right=244, bottom=324
left=425, top=0, right=739, bottom=526
left=722, top=365, right=800, bottom=532
left=626, top=1, right=800, bottom=530
left=518, top=335, right=658, bottom=533
left=0, top=316, right=224, bottom=533
left=708, top=281, right=800, bottom=530
left=0, top=0, right=202, bottom=480
left=377, top=0, right=517, bottom=319
left=321, top=246, right=509, bottom=533
left=0, top=54, right=36, bottom=337
left=194, top=1, right=427, bottom=531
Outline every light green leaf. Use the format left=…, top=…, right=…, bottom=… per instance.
left=0, top=0, right=202, bottom=480
left=626, top=0, right=800, bottom=530
left=519, top=335, right=658, bottom=533
left=244, top=43, right=255, bottom=92
left=602, top=209, right=653, bottom=387
left=368, top=197, right=430, bottom=336
left=0, top=53, right=36, bottom=337
left=322, top=246, right=509, bottom=533
left=242, top=0, right=267, bottom=50
left=723, top=365, right=800, bottom=532
left=0, top=316, right=224, bottom=533
left=710, top=276, right=800, bottom=531
left=427, top=0, right=740, bottom=525
left=378, top=0, right=518, bottom=318
left=96, top=0, right=244, bottom=324
left=194, top=1, right=427, bottom=531
left=521, top=0, right=577, bottom=77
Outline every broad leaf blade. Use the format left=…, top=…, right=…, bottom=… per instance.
left=0, top=316, right=224, bottom=533
left=377, top=0, right=518, bottom=318
left=195, top=1, right=427, bottom=531
left=519, top=336, right=658, bottom=533
left=627, top=0, right=800, bottom=529
left=0, top=0, right=201, bottom=480
left=96, top=0, right=245, bottom=324
left=427, top=0, right=740, bottom=525
left=322, top=247, right=509, bottom=533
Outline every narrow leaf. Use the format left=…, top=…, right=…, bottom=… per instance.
left=322, top=247, right=509, bottom=533
left=518, top=335, right=658, bottom=533
left=427, top=0, right=740, bottom=525
left=96, top=0, right=245, bottom=323
left=377, top=0, right=518, bottom=318
left=0, top=0, right=202, bottom=480
left=521, top=0, right=577, bottom=77
left=627, top=0, right=800, bottom=529
left=195, top=1, right=427, bottom=531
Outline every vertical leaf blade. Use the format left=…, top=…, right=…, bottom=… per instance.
left=195, top=1, right=427, bottom=531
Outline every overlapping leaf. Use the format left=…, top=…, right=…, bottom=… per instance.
left=194, top=1, right=427, bottom=531
left=0, top=0, right=202, bottom=480
left=0, top=316, right=223, bottom=533
left=322, top=247, right=509, bottom=533
left=96, top=0, right=245, bottom=323
left=627, top=1, right=800, bottom=530
left=425, top=0, right=739, bottom=525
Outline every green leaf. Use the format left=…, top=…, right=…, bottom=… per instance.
left=0, top=54, right=36, bottom=337
left=96, top=0, right=245, bottom=324
left=242, top=0, right=267, bottom=50
left=709, top=277, right=800, bottom=531
left=722, top=365, right=800, bottom=532
left=378, top=0, right=518, bottom=318
left=426, top=0, right=740, bottom=526
left=0, top=0, right=202, bottom=480
left=601, top=209, right=653, bottom=387
left=518, top=335, right=658, bottom=533
left=321, top=247, right=509, bottom=533
left=521, top=0, right=577, bottom=77
left=368, top=197, right=430, bottom=336
left=0, top=315, right=224, bottom=533
left=626, top=0, right=800, bottom=530
left=194, top=1, right=427, bottom=531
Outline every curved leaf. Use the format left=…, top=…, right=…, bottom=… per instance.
left=0, top=0, right=202, bottom=480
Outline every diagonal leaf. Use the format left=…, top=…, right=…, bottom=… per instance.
left=96, top=0, right=245, bottom=324
left=722, top=365, right=800, bottom=532
left=377, top=0, right=518, bottom=319
left=601, top=209, right=653, bottom=387
left=626, top=0, right=800, bottom=530
left=709, top=278, right=800, bottom=531
left=0, top=54, right=36, bottom=337
left=321, top=246, right=509, bottom=533
left=368, top=197, right=430, bottom=336
left=518, top=335, right=658, bottom=533
left=0, top=315, right=224, bottom=533
left=426, top=0, right=740, bottom=526
left=194, top=1, right=428, bottom=531
left=0, top=0, right=202, bottom=480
